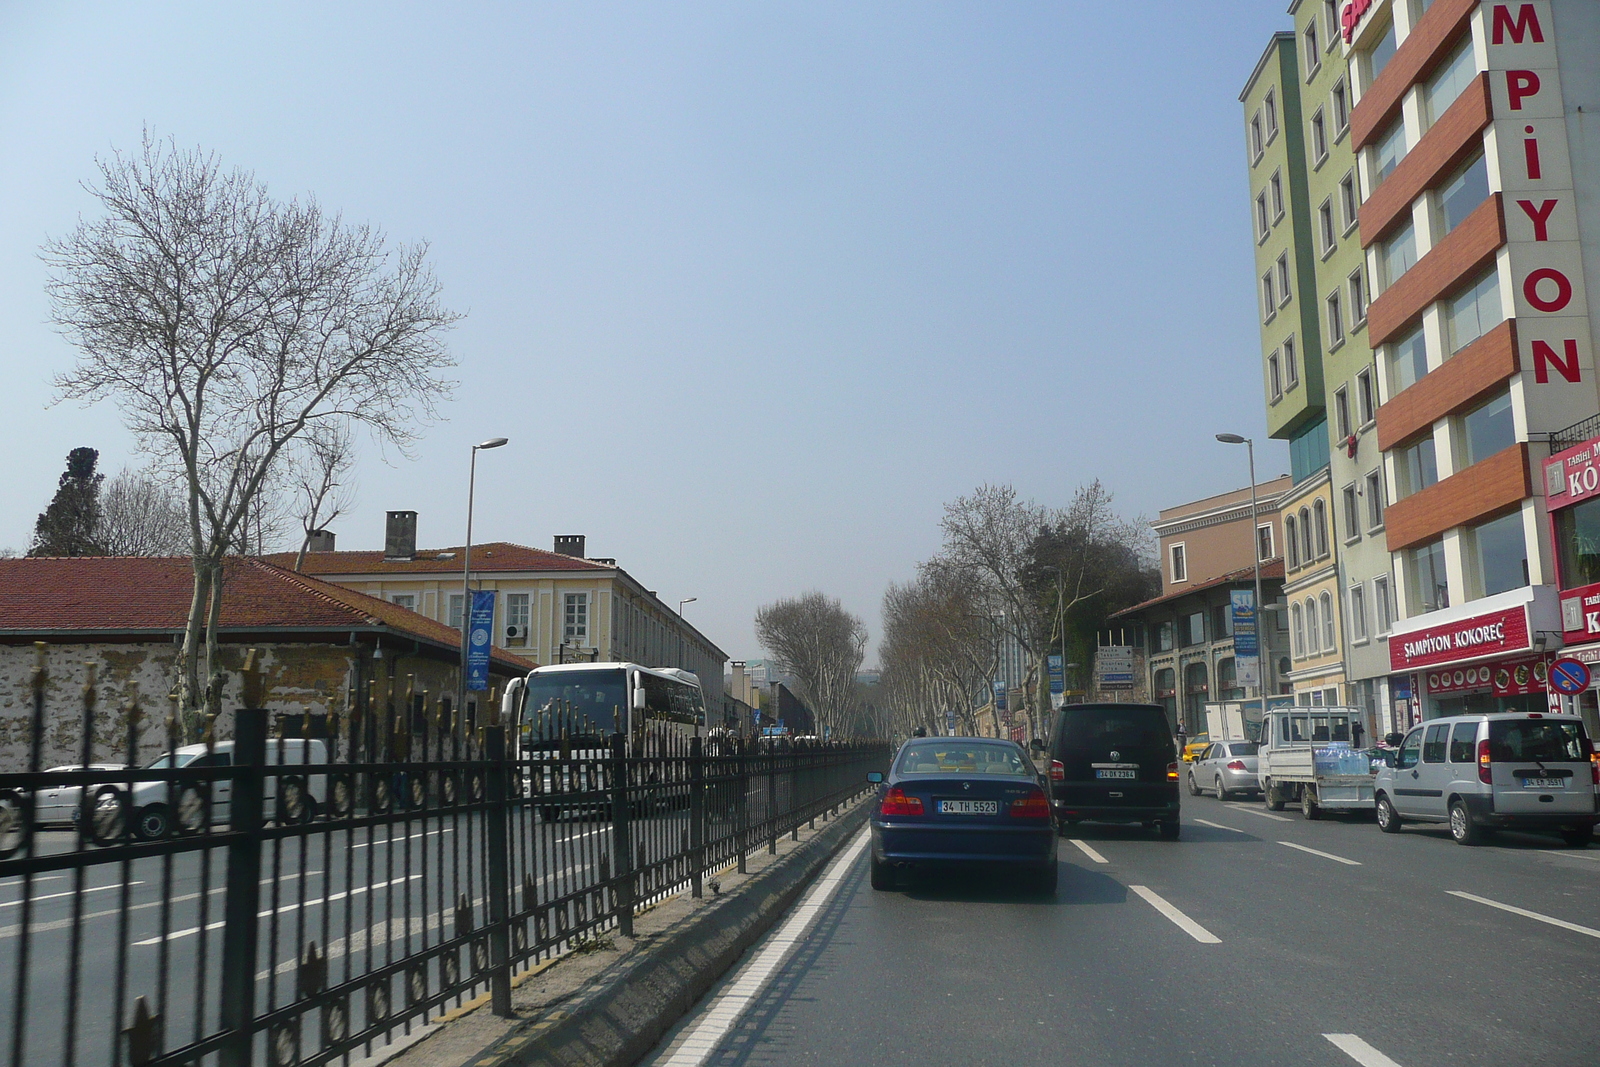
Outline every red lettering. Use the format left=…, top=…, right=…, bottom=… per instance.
left=1525, top=136, right=1543, bottom=179
left=1525, top=267, right=1574, bottom=313
left=1492, top=4, right=1545, bottom=45
left=1534, top=339, right=1582, bottom=384
left=1341, top=0, right=1374, bottom=44
left=1507, top=70, right=1541, bottom=110
left=1517, top=198, right=1558, bottom=240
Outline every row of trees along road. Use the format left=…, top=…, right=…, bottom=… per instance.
left=42, top=133, right=459, bottom=739
left=880, top=482, right=1159, bottom=741
left=753, top=593, right=868, bottom=740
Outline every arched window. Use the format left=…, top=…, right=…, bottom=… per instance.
left=1313, top=499, right=1329, bottom=558
left=1306, top=597, right=1320, bottom=654
left=1300, top=507, right=1313, bottom=562
left=1285, top=516, right=1300, bottom=568
left=1291, top=602, right=1304, bottom=658
left=1320, top=591, right=1336, bottom=651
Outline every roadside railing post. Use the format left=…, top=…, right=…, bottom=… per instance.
left=689, top=737, right=705, bottom=898
left=609, top=733, right=634, bottom=937
left=484, top=726, right=513, bottom=1017
left=218, top=706, right=267, bottom=1067
left=767, top=748, right=778, bottom=855
left=736, top=739, right=749, bottom=874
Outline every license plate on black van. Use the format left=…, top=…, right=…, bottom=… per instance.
left=1095, top=769, right=1136, bottom=780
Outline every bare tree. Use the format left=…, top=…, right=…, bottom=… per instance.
left=98, top=467, right=189, bottom=555
left=754, top=593, right=867, bottom=740
left=291, top=421, right=357, bottom=571
left=45, top=133, right=459, bottom=736
left=879, top=561, right=1001, bottom=737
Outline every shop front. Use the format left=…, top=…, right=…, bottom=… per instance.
left=1542, top=433, right=1600, bottom=738
left=1387, top=587, right=1564, bottom=721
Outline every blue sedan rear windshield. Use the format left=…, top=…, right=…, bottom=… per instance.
left=896, top=743, right=1030, bottom=776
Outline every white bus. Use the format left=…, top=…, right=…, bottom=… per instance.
left=501, top=661, right=707, bottom=756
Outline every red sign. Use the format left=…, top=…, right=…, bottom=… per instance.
left=1423, top=656, right=1549, bottom=695
left=1389, top=605, right=1531, bottom=671
left=1560, top=580, right=1600, bottom=642
left=1543, top=435, right=1600, bottom=512
left=1341, top=0, right=1375, bottom=43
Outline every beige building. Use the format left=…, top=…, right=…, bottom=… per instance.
left=1153, top=477, right=1293, bottom=595
left=287, top=516, right=728, bottom=708
left=1278, top=469, right=1348, bottom=704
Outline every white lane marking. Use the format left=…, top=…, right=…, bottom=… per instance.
left=1191, top=819, right=1246, bottom=833
left=1068, top=839, right=1108, bottom=864
left=1223, top=804, right=1291, bottom=822
left=659, top=829, right=869, bottom=1067
left=1325, top=1033, right=1406, bottom=1066
left=350, top=828, right=453, bottom=850
left=1538, top=849, right=1600, bottom=863
left=1447, top=890, right=1600, bottom=940
left=135, top=874, right=424, bottom=944
left=1128, top=885, right=1221, bottom=944
left=0, top=881, right=145, bottom=909
left=1278, top=841, right=1361, bottom=866
left=0, top=875, right=66, bottom=890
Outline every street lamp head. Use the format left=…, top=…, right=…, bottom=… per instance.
left=476, top=437, right=509, bottom=450
left=1215, top=433, right=1247, bottom=445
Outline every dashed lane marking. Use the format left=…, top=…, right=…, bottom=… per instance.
left=1325, top=1033, right=1406, bottom=1066
left=1448, top=890, right=1600, bottom=940
left=1190, top=819, right=1246, bottom=833
left=1278, top=841, right=1361, bottom=866
left=1128, top=885, right=1220, bottom=944
left=1221, top=804, right=1291, bottom=822
left=0, top=881, right=145, bottom=909
left=1067, top=839, right=1109, bottom=864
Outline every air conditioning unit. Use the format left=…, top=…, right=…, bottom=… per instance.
left=506, top=625, right=523, bottom=639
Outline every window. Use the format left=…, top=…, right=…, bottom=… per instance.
left=1181, top=611, right=1205, bottom=646
left=1265, top=90, right=1279, bottom=140
left=1332, top=78, right=1350, bottom=134
left=1212, top=603, right=1234, bottom=639
left=1458, top=391, right=1514, bottom=467
left=1437, top=153, right=1489, bottom=236
left=1319, top=199, right=1337, bottom=254
left=1306, top=598, right=1321, bottom=654
left=1277, top=254, right=1291, bottom=305
left=1257, top=523, right=1275, bottom=562
left=1256, top=192, right=1270, bottom=241
left=1448, top=722, right=1478, bottom=764
left=1304, top=21, right=1321, bottom=75
left=1156, top=622, right=1175, bottom=652
left=1356, top=368, right=1376, bottom=424
left=1389, top=324, right=1429, bottom=393
left=1373, top=575, right=1394, bottom=633
left=1251, top=112, right=1264, bottom=162
left=1268, top=351, right=1283, bottom=401
left=448, top=593, right=465, bottom=631
left=1270, top=171, right=1284, bottom=219
left=1425, top=37, right=1476, bottom=125
left=1470, top=511, right=1528, bottom=598
left=1447, top=269, right=1503, bottom=352
left=1364, top=470, right=1385, bottom=530
left=1313, top=499, right=1329, bottom=558
left=1373, top=118, right=1408, bottom=184
left=1262, top=272, right=1277, bottom=321
left=1349, top=584, right=1368, bottom=642
left=1342, top=484, right=1361, bottom=540
left=1300, top=507, right=1313, bottom=563
left=1397, top=434, right=1439, bottom=498
left=1405, top=539, right=1449, bottom=613
left=1334, top=387, right=1352, bottom=440
left=1284, top=336, right=1299, bottom=387
left=1291, top=602, right=1305, bottom=658
left=1170, top=543, right=1187, bottom=583
left=1326, top=290, right=1345, bottom=347
left=563, top=592, right=589, bottom=644
left=1285, top=515, right=1300, bottom=568
left=1395, top=728, right=1422, bottom=769
left=1339, top=172, right=1359, bottom=231
left=1349, top=269, right=1367, bottom=325
left=391, top=593, right=417, bottom=612
left=1320, top=591, right=1336, bottom=652
left=1323, top=0, right=1340, bottom=43
left=1422, top=723, right=1449, bottom=764
left=506, top=592, right=530, bottom=647
left=1311, top=108, right=1328, bottom=164
left=1379, top=220, right=1417, bottom=288
left=1367, top=20, right=1397, bottom=83
left=1555, top=496, right=1600, bottom=586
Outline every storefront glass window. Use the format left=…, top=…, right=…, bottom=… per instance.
left=1555, top=496, right=1600, bottom=586
left=1405, top=539, right=1449, bottom=614
left=1471, top=511, right=1527, bottom=597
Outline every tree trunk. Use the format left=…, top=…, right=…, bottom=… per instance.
left=179, top=559, right=214, bottom=742
left=203, top=560, right=226, bottom=724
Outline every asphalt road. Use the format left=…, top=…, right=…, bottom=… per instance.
left=642, top=791, right=1600, bottom=1067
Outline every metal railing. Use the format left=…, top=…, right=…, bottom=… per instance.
left=0, top=649, right=888, bottom=1067
left=1550, top=412, right=1600, bottom=454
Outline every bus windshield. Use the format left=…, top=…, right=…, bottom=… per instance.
left=522, top=669, right=626, bottom=742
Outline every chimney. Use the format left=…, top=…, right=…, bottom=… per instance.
left=553, top=535, right=586, bottom=559
left=306, top=529, right=336, bottom=553
left=385, top=511, right=418, bottom=561
left=732, top=661, right=746, bottom=706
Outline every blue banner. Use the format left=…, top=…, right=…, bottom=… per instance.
left=1230, top=589, right=1258, bottom=659
left=993, top=681, right=1006, bottom=711
left=1047, top=654, right=1065, bottom=695
left=466, top=590, right=496, bottom=691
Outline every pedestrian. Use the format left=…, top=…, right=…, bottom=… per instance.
left=1174, top=721, right=1187, bottom=753
left=1351, top=719, right=1365, bottom=749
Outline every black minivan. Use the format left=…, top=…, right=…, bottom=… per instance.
left=1047, top=703, right=1181, bottom=839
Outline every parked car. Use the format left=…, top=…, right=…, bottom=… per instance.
left=33, top=764, right=129, bottom=826
left=1374, top=713, right=1598, bottom=846
left=868, top=738, right=1057, bottom=893
left=1187, top=742, right=1260, bottom=799
left=1047, top=703, right=1181, bottom=839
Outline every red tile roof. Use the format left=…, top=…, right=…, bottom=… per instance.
left=1109, top=559, right=1286, bottom=619
left=274, top=542, right=609, bottom=576
left=0, top=556, right=535, bottom=672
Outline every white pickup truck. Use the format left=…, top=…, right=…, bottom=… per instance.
left=1258, top=707, right=1376, bottom=818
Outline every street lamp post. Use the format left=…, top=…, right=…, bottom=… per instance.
left=676, top=597, right=696, bottom=670
left=1216, top=433, right=1267, bottom=737
left=459, top=437, right=509, bottom=726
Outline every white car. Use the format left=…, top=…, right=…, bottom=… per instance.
left=33, top=764, right=129, bottom=826
left=98, top=739, right=328, bottom=841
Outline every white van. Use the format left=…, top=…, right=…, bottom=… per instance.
left=104, top=739, right=328, bottom=841
left=1374, top=713, right=1598, bottom=846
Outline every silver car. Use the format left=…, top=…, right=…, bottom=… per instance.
left=32, top=764, right=128, bottom=826
left=1187, top=741, right=1261, bottom=800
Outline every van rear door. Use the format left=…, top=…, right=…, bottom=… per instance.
left=1052, top=706, right=1174, bottom=810
left=1488, top=718, right=1596, bottom=816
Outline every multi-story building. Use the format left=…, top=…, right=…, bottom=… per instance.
left=1279, top=468, right=1350, bottom=707
left=1341, top=0, right=1600, bottom=722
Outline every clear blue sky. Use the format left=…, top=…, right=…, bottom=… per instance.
left=0, top=1, right=1295, bottom=662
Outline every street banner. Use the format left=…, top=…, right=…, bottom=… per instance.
left=1048, top=655, right=1065, bottom=710
left=993, top=681, right=1006, bottom=711
left=466, top=590, right=496, bottom=691
left=1231, top=590, right=1260, bottom=688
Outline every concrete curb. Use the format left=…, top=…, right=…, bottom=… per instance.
left=464, top=801, right=869, bottom=1067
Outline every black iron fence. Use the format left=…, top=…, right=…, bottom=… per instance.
left=0, top=650, right=888, bottom=1067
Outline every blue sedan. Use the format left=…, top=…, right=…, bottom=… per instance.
left=868, top=738, right=1057, bottom=893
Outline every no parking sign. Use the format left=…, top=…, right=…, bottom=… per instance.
left=1548, top=657, right=1591, bottom=696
